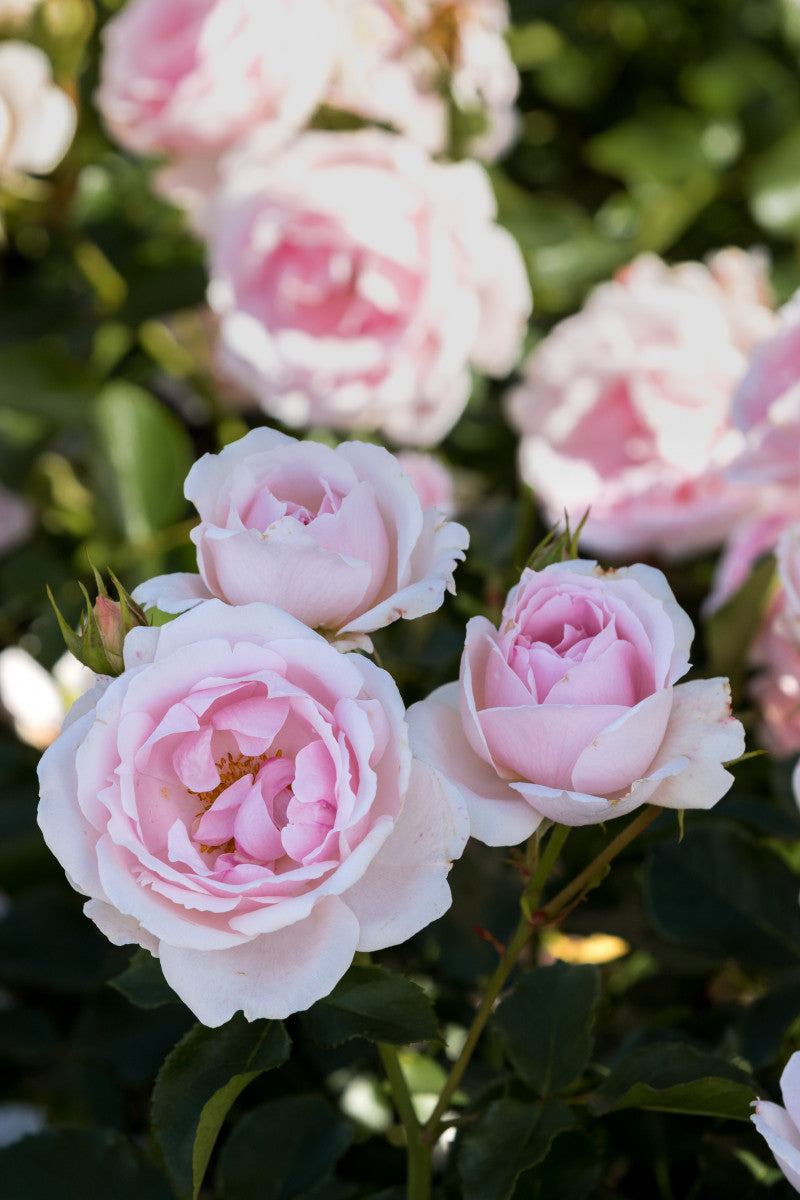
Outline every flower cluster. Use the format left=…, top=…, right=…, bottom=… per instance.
left=38, top=428, right=744, bottom=1027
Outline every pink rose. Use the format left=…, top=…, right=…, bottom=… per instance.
left=408, top=560, right=744, bottom=838
left=133, top=428, right=469, bottom=641
left=37, top=601, right=468, bottom=1025
left=746, top=522, right=800, bottom=756
left=97, top=0, right=333, bottom=160
left=327, top=0, right=519, bottom=162
left=730, top=291, right=800, bottom=488
left=507, top=250, right=775, bottom=560
left=0, top=42, right=76, bottom=178
left=207, top=128, right=531, bottom=446
left=752, top=1052, right=800, bottom=1193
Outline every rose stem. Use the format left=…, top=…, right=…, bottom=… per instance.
left=422, top=803, right=661, bottom=1144
left=378, top=1043, right=432, bottom=1200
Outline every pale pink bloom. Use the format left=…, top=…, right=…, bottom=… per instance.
left=133, top=428, right=469, bottom=640
left=0, top=484, right=32, bottom=555
left=747, top=521, right=800, bottom=756
left=704, top=488, right=794, bottom=613
left=327, top=0, right=519, bottom=162
left=508, top=250, right=776, bottom=561
left=0, top=42, right=76, bottom=178
left=207, top=129, right=531, bottom=446
left=97, top=0, right=334, bottom=161
left=730, top=291, right=800, bottom=487
left=752, top=1052, right=800, bottom=1193
left=37, top=600, right=469, bottom=1026
left=396, top=451, right=455, bottom=514
left=409, top=560, right=744, bottom=839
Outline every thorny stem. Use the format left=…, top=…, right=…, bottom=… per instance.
left=421, top=804, right=661, bottom=1144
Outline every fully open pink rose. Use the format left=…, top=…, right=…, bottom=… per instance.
left=207, top=128, right=531, bottom=446
left=37, top=601, right=468, bottom=1026
left=134, top=428, right=468, bottom=640
left=753, top=1053, right=800, bottom=1193
left=327, top=0, right=519, bottom=162
left=97, top=0, right=333, bottom=161
left=0, top=42, right=76, bottom=179
left=408, top=560, right=744, bottom=839
left=507, top=250, right=774, bottom=560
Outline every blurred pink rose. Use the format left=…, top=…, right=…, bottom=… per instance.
left=730, top=291, right=800, bottom=488
left=704, top=492, right=793, bottom=613
left=0, top=42, right=76, bottom=178
left=134, top=428, right=469, bottom=639
left=37, top=600, right=468, bottom=1025
left=0, top=0, right=39, bottom=21
left=0, top=483, right=32, bottom=555
left=207, top=129, right=531, bottom=446
left=409, top=560, right=744, bottom=838
left=327, top=0, right=519, bottom=161
left=752, top=1052, right=800, bottom=1193
left=397, top=451, right=455, bottom=514
left=747, top=522, right=800, bottom=756
left=97, top=0, right=333, bottom=161
left=508, top=250, right=775, bottom=560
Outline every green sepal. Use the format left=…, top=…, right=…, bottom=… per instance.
left=525, top=510, right=589, bottom=572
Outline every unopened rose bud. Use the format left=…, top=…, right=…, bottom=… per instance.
left=48, top=571, right=148, bottom=677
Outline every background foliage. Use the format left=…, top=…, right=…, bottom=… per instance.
left=3, top=0, right=800, bottom=1196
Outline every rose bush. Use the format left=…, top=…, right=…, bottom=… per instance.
left=752, top=1052, right=800, bottom=1193
left=0, top=41, right=76, bottom=180
left=37, top=600, right=468, bottom=1026
left=409, top=560, right=744, bottom=839
left=507, top=250, right=774, bottom=560
left=207, top=128, right=531, bottom=445
left=133, top=428, right=468, bottom=639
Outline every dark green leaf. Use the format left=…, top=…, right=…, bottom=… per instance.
left=645, top=822, right=800, bottom=967
left=590, top=1043, right=755, bottom=1120
left=151, top=1015, right=290, bottom=1200
left=516, top=1129, right=603, bottom=1200
left=0, top=888, right=117, bottom=992
left=109, top=948, right=180, bottom=1009
left=494, top=963, right=600, bottom=1096
left=740, top=983, right=800, bottom=1070
left=458, top=1098, right=575, bottom=1200
left=0, top=1128, right=172, bottom=1200
left=216, top=1095, right=352, bottom=1200
left=705, top=555, right=777, bottom=697
left=91, top=382, right=193, bottom=543
left=0, top=344, right=97, bottom=423
left=300, top=965, right=438, bottom=1047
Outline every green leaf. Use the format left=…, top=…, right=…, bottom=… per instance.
left=151, top=1015, right=291, bottom=1200
left=589, top=1043, right=755, bottom=1121
left=749, top=127, right=800, bottom=236
left=0, top=344, right=98, bottom=423
left=739, top=983, right=800, bottom=1070
left=645, top=822, right=800, bottom=967
left=458, top=1098, right=575, bottom=1200
left=91, top=381, right=193, bottom=544
left=0, top=1128, right=173, bottom=1200
left=586, top=108, right=727, bottom=186
left=300, top=964, right=438, bottom=1046
left=493, top=963, right=600, bottom=1096
left=109, top=948, right=181, bottom=1010
left=216, top=1095, right=352, bottom=1200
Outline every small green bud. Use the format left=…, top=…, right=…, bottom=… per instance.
left=48, top=572, right=149, bottom=676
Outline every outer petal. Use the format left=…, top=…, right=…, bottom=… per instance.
left=345, top=758, right=469, bottom=950
left=752, top=1099, right=800, bottom=1193
left=84, top=898, right=159, bottom=956
left=510, top=755, right=685, bottom=827
left=158, top=894, right=360, bottom=1026
left=408, top=683, right=543, bottom=847
left=782, top=1053, right=800, bottom=1133
left=133, top=573, right=214, bottom=614
left=37, top=695, right=109, bottom=898
left=646, top=678, right=744, bottom=811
